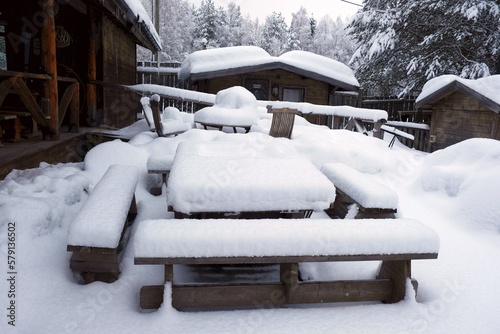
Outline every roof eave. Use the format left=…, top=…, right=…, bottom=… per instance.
left=188, top=62, right=359, bottom=91
left=416, top=80, right=500, bottom=113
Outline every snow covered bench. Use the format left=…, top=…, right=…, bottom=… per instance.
left=134, top=218, right=439, bottom=310
left=381, top=125, right=415, bottom=148
left=67, top=165, right=139, bottom=283
left=321, top=162, right=399, bottom=219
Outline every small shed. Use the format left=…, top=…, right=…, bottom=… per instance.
left=415, top=75, right=500, bottom=152
left=178, top=46, right=360, bottom=116
left=0, top=0, right=161, bottom=140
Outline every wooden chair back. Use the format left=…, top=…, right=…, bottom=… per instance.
left=268, top=106, right=297, bottom=139
left=149, top=98, right=165, bottom=137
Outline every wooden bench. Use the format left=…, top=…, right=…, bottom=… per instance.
left=134, top=218, right=439, bottom=310
left=67, top=165, right=139, bottom=283
left=195, top=121, right=251, bottom=133
left=321, top=162, right=399, bottom=219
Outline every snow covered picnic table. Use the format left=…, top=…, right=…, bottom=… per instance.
left=166, top=140, right=336, bottom=218
left=134, top=218, right=440, bottom=310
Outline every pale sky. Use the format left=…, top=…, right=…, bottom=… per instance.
left=187, top=0, right=362, bottom=23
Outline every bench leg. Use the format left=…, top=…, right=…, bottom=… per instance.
left=377, top=260, right=416, bottom=303
left=280, top=263, right=299, bottom=303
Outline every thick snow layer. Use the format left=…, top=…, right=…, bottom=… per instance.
left=321, top=162, right=399, bottom=209
left=194, top=86, right=261, bottom=126
left=123, top=0, right=161, bottom=49
left=416, top=74, right=500, bottom=106
left=178, top=46, right=272, bottom=80
left=134, top=218, right=439, bottom=258
left=167, top=140, right=336, bottom=213
left=128, top=83, right=217, bottom=105
left=67, top=165, right=138, bottom=248
left=279, top=50, right=359, bottom=88
left=3, top=118, right=500, bottom=333
left=262, top=101, right=388, bottom=122
left=179, top=46, right=359, bottom=88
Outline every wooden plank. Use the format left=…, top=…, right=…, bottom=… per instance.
left=135, top=253, right=438, bottom=266
left=70, top=259, right=120, bottom=273
left=58, top=83, right=79, bottom=128
left=70, top=251, right=119, bottom=263
left=67, top=245, right=118, bottom=255
left=139, top=279, right=394, bottom=310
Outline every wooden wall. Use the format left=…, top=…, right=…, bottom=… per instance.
left=100, top=16, right=137, bottom=129
left=428, top=91, right=500, bottom=151
left=197, top=69, right=331, bottom=105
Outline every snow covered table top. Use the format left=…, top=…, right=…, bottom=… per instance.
left=134, top=218, right=440, bottom=260
left=167, top=141, right=336, bottom=214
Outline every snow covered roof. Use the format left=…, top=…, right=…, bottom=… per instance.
left=115, top=0, right=162, bottom=51
left=415, top=75, right=500, bottom=112
left=179, top=46, right=359, bottom=91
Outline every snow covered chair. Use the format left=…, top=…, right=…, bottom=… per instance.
left=194, top=86, right=261, bottom=133
left=146, top=95, right=193, bottom=137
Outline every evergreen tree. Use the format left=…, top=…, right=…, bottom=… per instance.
left=310, top=15, right=355, bottom=65
left=193, top=0, right=220, bottom=50
left=226, top=2, right=243, bottom=47
left=261, top=12, right=289, bottom=56
left=348, top=0, right=500, bottom=96
left=289, top=7, right=312, bottom=51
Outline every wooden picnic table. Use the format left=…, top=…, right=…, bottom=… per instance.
left=167, top=140, right=336, bottom=219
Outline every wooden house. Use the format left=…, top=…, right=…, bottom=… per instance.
left=415, top=75, right=500, bottom=152
left=178, top=46, right=360, bottom=123
left=0, top=0, right=161, bottom=142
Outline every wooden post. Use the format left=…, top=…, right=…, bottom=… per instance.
left=87, top=7, right=98, bottom=126
left=40, top=0, right=59, bottom=140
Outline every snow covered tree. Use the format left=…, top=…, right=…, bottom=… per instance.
left=158, top=0, right=195, bottom=61
left=348, top=0, right=500, bottom=96
left=193, top=0, right=223, bottom=50
left=240, top=15, right=262, bottom=47
left=289, top=7, right=313, bottom=51
left=261, top=12, right=289, bottom=56
left=225, top=2, right=243, bottom=47
left=310, top=15, right=355, bottom=65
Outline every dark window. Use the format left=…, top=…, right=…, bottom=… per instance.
left=283, top=88, right=304, bottom=102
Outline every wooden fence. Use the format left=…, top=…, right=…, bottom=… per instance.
left=135, top=64, right=430, bottom=151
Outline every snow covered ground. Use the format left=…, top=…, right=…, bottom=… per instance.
left=1, top=118, right=500, bottom=333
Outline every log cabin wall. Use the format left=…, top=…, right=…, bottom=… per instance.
left=428, top=91, right=499, bottom=151
left=196, top=69, right=332, bottom=125
left=100, top=16, right=137, bottom=128
left=197, top=69, right=331, bottom=105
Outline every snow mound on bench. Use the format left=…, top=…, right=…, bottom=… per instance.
left=134, top=218, right=439, bottom=258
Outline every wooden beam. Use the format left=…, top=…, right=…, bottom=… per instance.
left=135, top=253, right=438, bottom=266
left=87, top=6, right=98, bottom=126
left=139, top=279, right=395, bottom=310
left=0, top=77, right=16, bottom=106
left=40, top=0, right=59, bottom=140
left=11, top=77, right=53, bottom=132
